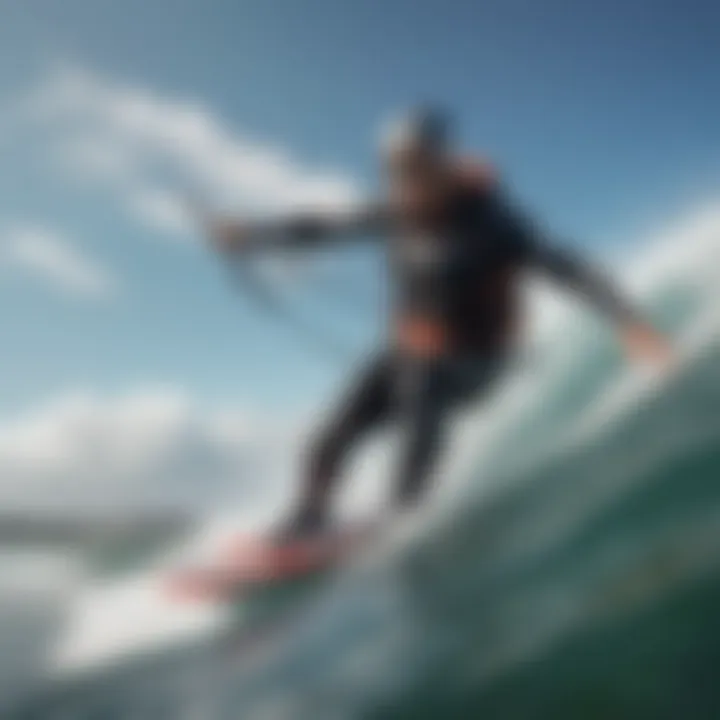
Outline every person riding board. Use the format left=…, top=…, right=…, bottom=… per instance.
left=203, top=108, right=672, bottom=542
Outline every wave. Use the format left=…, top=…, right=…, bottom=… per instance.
left=10, top=202, right=720, bottom=718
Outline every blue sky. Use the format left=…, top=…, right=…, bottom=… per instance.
left=0, top=0, right=718, bottom=419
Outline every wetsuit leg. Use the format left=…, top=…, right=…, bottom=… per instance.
left=392, top=358, right=451, bottom=508
left=287, top=353, right=395, bottom=536
left=393, top=356, right=503, bottom=508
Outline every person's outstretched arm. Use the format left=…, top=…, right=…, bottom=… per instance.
left=489, top=187, right=674, bottom=366
left=202, top=203, right=388, bottom=255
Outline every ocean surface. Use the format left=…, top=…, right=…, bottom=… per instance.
left=3, top=212, right=720, bottom=719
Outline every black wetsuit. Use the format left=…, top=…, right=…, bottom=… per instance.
left=241, top=167, right=637, bottom=536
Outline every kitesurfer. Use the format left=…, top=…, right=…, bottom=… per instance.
left=204, top=107, right=672, bottom=540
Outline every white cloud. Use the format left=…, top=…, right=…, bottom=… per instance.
left=1, top=225, right=117, bottom=299
left=23, top=65, right=362, bottom=240
left=0, top=389, right=298, bottom=515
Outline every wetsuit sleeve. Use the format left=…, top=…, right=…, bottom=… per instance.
left=489, top=189, right=641, bottom=325
left=240, top=203, right=388, bottom=251
left=529, top=241, right=640, bottom=325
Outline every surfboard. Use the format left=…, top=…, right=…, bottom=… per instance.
left=165, top=522, right=375, bottom=603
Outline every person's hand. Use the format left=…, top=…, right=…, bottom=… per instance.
left=204, top=216, right=250, bottom=255
left=620, top=322, right=675, bottom=369
left=182, top=194, right=250, bottom=255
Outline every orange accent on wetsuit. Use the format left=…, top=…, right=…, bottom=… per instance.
left=395, top=317, right=449, bottom=357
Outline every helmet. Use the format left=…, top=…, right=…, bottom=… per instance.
left=378, top=106, right=451, bottom=164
